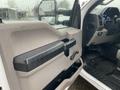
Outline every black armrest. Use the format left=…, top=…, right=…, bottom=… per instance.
left=13, top=41, right=64, bottom=72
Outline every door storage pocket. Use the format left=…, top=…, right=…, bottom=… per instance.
left=43, top=59, right=82, bottom=90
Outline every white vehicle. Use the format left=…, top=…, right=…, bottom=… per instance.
left=0, top=0, right=120, bottom=90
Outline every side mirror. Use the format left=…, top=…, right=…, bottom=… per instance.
left=38, top=0, right=57, bottom=24
left=35, top=0, right=73, bottom=26
left=101, top=0, right=114, bottom=5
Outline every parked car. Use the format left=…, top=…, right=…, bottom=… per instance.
left=0, top=0, right=120, bottom=90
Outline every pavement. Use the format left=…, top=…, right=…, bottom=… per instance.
left=68, top=76, right=97, bottom=90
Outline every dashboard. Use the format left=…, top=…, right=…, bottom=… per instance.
left=83, top=7, right=120, bottom=46
left=90, top=7, right=120, bottom=35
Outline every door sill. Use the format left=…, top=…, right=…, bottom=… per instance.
left=80, top=69, right=112, bottom=90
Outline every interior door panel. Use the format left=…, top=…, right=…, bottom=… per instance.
left=0, top=22, right=82, bottom=90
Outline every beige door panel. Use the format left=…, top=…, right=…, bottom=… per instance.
left=0, top=22, right=82, bottom=90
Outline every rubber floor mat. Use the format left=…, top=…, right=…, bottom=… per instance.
left=84, top=55, right=120, bottom=90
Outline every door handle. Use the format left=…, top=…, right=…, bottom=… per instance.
left=70, top=51, right=79, bottom=60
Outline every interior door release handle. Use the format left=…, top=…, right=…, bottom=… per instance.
left=70, top=51, right=79, bottom=60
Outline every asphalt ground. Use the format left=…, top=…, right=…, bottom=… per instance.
left=68, top=76, right=97, bottom=90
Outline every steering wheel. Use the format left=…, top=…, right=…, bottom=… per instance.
left=100, top=7, right=120, bottom=35
left=101, top=7, right=119, bottom=24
